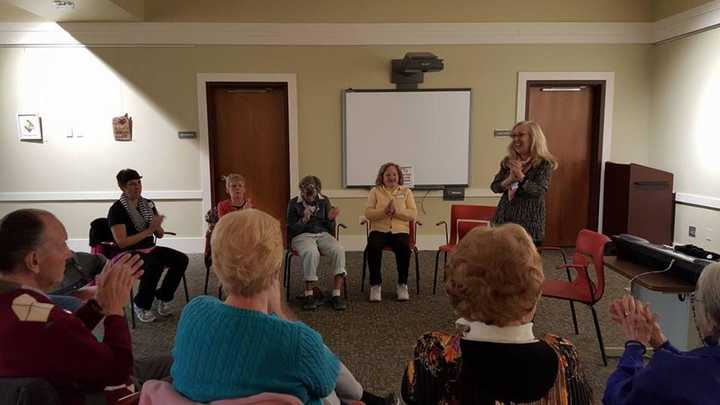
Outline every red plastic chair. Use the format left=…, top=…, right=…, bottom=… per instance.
left=360, top=219, right=422, bottom=294
left=540, top=229, right=611, bottom=365
left=433, top=205, right=496, bottom=294
left=283, top=223, right=348, bottom=301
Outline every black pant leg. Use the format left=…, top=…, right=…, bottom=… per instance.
left=133, top=251, right=164, bottom=309
left=151, top=246, right=189, bottom=302
left=390, top=233, right=411, bottom=285
left=367, top=231, right=389, bottom=286
left=132, top=355, right=174, bottom=390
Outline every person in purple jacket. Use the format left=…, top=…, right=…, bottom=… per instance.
left=604, top=262, right=720, bottom=405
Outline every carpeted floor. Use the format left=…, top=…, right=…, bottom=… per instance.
left=130, top=251, right=629, bottom=404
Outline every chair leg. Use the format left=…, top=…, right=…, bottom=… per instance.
left=569, top=302, right=579, bottom=335
left=285, top=252, right=292, bottom=302
left=361, top=250, right=367, bottom=293
left=203, top=265, right=211, bottom=295
left=414, top=248, right=420, bottom=295
left=443, top=252, right=448, bottom=280
left=590, top=306, right=608, bottom=366
left=182, top=274, right=190, bottom=303
left=343, top=274, right=348, bottom=299
left=433, top=250, right=441, bottom=295
left=564, top=268, right=579, bottom=335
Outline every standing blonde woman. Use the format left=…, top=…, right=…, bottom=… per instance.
left=364, top=162, right=417, bottom=302
left=217, top=173, right=254, bottom=218
left=490, top=121, right=558, bottom=245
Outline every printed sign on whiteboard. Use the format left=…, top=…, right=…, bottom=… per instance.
left=400, top=166, right=414, bottom=189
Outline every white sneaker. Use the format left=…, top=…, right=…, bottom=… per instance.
left=155, top=299, right=174, bottom=317
left=133, top=304, right=157, bottom=323
left=369, top=285, right=382, bottom=302
left=397, top=284, right=410, bottom=301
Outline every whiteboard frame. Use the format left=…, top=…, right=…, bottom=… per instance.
left=342, top=88, right=472, bottom=189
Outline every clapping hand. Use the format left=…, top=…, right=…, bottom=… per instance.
left=509, top=160, right=525, bottom=182
left=328, top=207, right=340, bottom=221
left=303, top=206, right=313, bottom=223
left=610, top=295, right=667, bottom=348
left=149, top=215, right=165, bottom=232
left=384, top=200, right=396, bottom=217
left=95, top=253, right=144, bottom=316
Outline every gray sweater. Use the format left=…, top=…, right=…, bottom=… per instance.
left=490, top=159, right=553, bottom=242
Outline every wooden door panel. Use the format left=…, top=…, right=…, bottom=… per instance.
left=527, top=86, right=597, bottom=246
left=208, top=84, right=290, bottom=230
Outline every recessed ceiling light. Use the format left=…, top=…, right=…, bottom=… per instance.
left=52, top=0, right=75, bottom=9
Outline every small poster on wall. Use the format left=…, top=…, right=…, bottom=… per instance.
left=112, top=114, right=133, bottom=141
left=17, top=114, right=43, bottom=141
left=400, top=165, right=414, bottom=189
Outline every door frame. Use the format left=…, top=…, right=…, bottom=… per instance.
left=197, top=73, right=299, bottom=226
left=516, top=72, right=614, bottom=233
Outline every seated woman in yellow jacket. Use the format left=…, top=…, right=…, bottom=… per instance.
left=364, top=162, right=417, bottom=302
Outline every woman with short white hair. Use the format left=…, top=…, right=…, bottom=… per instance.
left=171, top=209, right=397, bottom=405
left=604, top=262, right=720, bottom=404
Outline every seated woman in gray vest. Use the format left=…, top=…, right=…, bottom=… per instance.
left=287, top=175, right=346, bottom=311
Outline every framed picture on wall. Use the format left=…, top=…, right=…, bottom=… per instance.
left=17, top=114, right=43, bottom=141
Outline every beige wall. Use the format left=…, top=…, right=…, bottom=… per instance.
left=0, top=43, right=651, bottom=250
left=654, top=0, right=714, bottom=20
left=650, top=28, right=720, bottom=251
left=144, top=0, right=654, bottom=23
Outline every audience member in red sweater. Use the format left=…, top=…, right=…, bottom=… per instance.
left=217, top=173, right=255, bottom=218
left=0, top=209, right=146, bottom=405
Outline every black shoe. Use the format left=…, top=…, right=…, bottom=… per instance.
left=361, top=391, right=399, bottom=405
left=330, top=295, right=347, bottom=311
left=302, top=294, right=320, bottom=311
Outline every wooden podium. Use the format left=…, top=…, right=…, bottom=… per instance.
left=603, top=163, right=674, bottom=245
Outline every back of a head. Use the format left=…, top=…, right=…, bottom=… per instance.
left=696, top=262, right=720, bottom=342
left=445, top=223, right=544, bottom=326
left=211, top=209, right=284, bottom=297
left=0, top=209, right=49, bottom=274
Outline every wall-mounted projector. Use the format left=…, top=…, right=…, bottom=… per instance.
left=391, top=52, right=444, bottom=89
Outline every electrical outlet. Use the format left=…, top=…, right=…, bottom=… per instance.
left=689, top=226, right=696, bottom=238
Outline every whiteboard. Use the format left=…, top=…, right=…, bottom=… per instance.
left=343, top=89, right=471, bottom=188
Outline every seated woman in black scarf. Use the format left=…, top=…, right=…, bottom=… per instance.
left=107, top=168, right=188, bottom=323
left=402, top=223, right=592, bottom=405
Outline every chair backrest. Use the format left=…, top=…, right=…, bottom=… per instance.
left=139, top=380, right=303, bottom=405
left=573, top=229, right=611, bottom=302
left=89, top=217, right=115, bottom=246
left=204, top=208, right=218, bottom=263
left=89, top=217, right=121, bottom=259
left=0, top=377, right=60, bottom=405
left=456, top=220, right=490, bottom=241
left=449, top=205, right=496, bottom=245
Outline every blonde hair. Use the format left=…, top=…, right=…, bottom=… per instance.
left=375, top=162, right=403, bottom=187
left=211, top=209, right=283, bottom=297
left=445, top=223, right=544, bottom=326
left=224, top=173, right=246, bottom=189
left=506, top=120, right=558, bottom=170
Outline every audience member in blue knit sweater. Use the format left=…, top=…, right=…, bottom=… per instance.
left=603, top=262, right=720, bottom=405
left=171, top=209, right=397, bottom=405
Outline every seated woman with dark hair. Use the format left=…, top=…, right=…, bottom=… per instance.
left=107, top=168, right=189, bottom=323
left=402, top=223, right=592, bottom=405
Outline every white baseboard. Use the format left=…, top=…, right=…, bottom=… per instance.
left=68, top=237, right=205, bottom=254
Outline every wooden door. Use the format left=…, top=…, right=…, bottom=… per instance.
left=526, top=83, right=603, bottom=246
left=207, top=83, right=290, bottom=230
